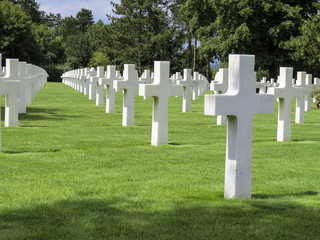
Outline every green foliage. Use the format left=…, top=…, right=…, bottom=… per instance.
left=33, top=24, right=66, bottom=65
left=65, top=33, right=92, bottom=69
left=1, top=83, right=320, bottom=238
left=282, top=14, right=320, bottom=76
left=0, top=0, right=41, bottom=63
left=89, top=51, right=110, bottom=67
left=312, top=88, right=320, bottom=103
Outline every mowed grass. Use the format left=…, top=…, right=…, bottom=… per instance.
left=0, top=82, right=319, bottom=239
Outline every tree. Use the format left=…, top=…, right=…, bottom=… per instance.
left=203, top=0, right=318, bottom=78
left=4, top=0, right=44, bottom=24
left=107, top=0, right=182, bottom=74
left=282, top=14, right=320, bottom=76
left=76, top=8, right=94, bottom=33
left=0, top=0, right=41, bottom=63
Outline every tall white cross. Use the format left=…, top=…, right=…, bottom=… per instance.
left=139, top=61, right=183, bottom=146
left=99, top=66, right=118, bottom=113
left=268, top=67, right=302, bottom=141
left=1, top=59, right=21, bottom=127
left=204, top=54, right=274, bottom=199
left=294, top=72, right=306, bottom=124
left=114, top=64, right=139, bottom=126
left=176, top=69, right=193, bottom=112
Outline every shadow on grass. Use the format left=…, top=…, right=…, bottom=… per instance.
left=253, top=191, right=318, bottom=199
left=1, top=107, right=81, bottom=122
left=0, top=197, right=319, bottom=239
left=3, top=149, right=60, bottom=154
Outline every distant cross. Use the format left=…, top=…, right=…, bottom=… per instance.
left=210, top=68, right=228, bottom=125
left=268, top=67, right=303, bottom=141
left=139, top=70, right=153, bottom=100
left=176, top=69, right=193, bottom=112
left=294, top=72, right=306, bottom=124
left=204, top=54, right=274, bottom=199
left=18, top=61, right=32, bottom=113
left=1, top=58, right=21, bottom=128
left=192, top=72, right=199, bottom=100
left=88, top=68, right=97, bottom=100
left=114, top=64, right=139, bottom=126
left=95, top=66, right=105, bottom=106
left=99, top=66, right=118, bottom=113
left=304, top=74, right=314, bottom=111
left=139, top=61, right=183, bottom=146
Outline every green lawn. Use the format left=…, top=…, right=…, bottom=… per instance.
left=0, top=82, right=319, bottom=239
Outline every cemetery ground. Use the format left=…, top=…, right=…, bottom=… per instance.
left=0, top=82, right=320, bottom=239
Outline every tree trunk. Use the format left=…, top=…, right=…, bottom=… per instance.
left=206, top=61, right=210, bottom=80
left=193, top=38, right=197, bottom=72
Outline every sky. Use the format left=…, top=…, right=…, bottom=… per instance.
left=37, top=0, right=119, bottom=23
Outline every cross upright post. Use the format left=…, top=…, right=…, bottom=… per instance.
left=139, top=61, right=183, bottom=146
left=176, top=69, right=193, bottom=112
left=204, top=54, right=274, bottom=199
left=18, top=61, right=32, bottom=113
left=99, top=66, right=118, bottom=113
left=114, top=64, right=139, bottom=126
left=210, top=68, right=228, bottom=125
left=268, top=67, right=303, bottom=141
left=1, top=59, right=21, bottom=127
left=294, top=72, right=306, bottom=123
left=95, top=66, right=105, bottom=106
left=305, top=74, right=314, bottom=111
left=192, top=72, right=199, bottom=100
left=87, top=68, right=97, bottom=100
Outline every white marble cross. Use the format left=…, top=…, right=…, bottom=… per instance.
left=210, top=68, right=228, bottom=125
left=18, top=61, right=32, bottom=113
left=1, top=59, right=21, bottom=128
left=192, top=72, right=199, bottom=100
left=294, top=72, right=306, bottom=123
left=95, top=66, right=105, bottom=106
left=87, top=68, right=97, bottom=100
left=176, top=69, right=193, bottom=112
left=268, top=68, right=303, bottom=141
left=204, top=54, right=274, bottom=199
left=304, top=74, right=314, bottom=111
left=114, top=64, right=139, bottom=126
left=139, top=61, right=183, bottom=146
left=139, top=70, right=153, bottom=84
left=98, top=66, right=118, bottom=113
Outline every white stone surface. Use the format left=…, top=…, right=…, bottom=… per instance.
left=114, top=64, right=139, bottom=126
left=18, top=62, right=32, bottom=113
left=192, top=72, right=199, bottom=100
left=139, top=61, right=183, bottom=146
left=1, top=59, right=21, bottom=128
left=210, top=68, right=228, bottom=125
left=204, top=54, right=274, bottom=199
left=87, top=68, right=97, bottom=100
left=305, top=74, right=314, bottom=111
left=99, top=66, right=118, bottom=113
left=294, top=72, right=307, bottom=123
left=268, top=68, right=302, bottom=141
left=95, top=67, right=105, bottom=106
left=176, top=69, right=193, bottom=112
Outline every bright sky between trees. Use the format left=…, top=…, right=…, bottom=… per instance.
left=37, top=0, right=119, bottom=23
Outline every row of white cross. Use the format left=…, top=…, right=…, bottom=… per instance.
left=62, top=55, right=319, bottom=199
left=62, top=63, right=209, bottom=145
left=0, top=53, right=48, bottom=152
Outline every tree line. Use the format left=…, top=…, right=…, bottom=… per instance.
left=0, top=0, right=319, bottom=82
